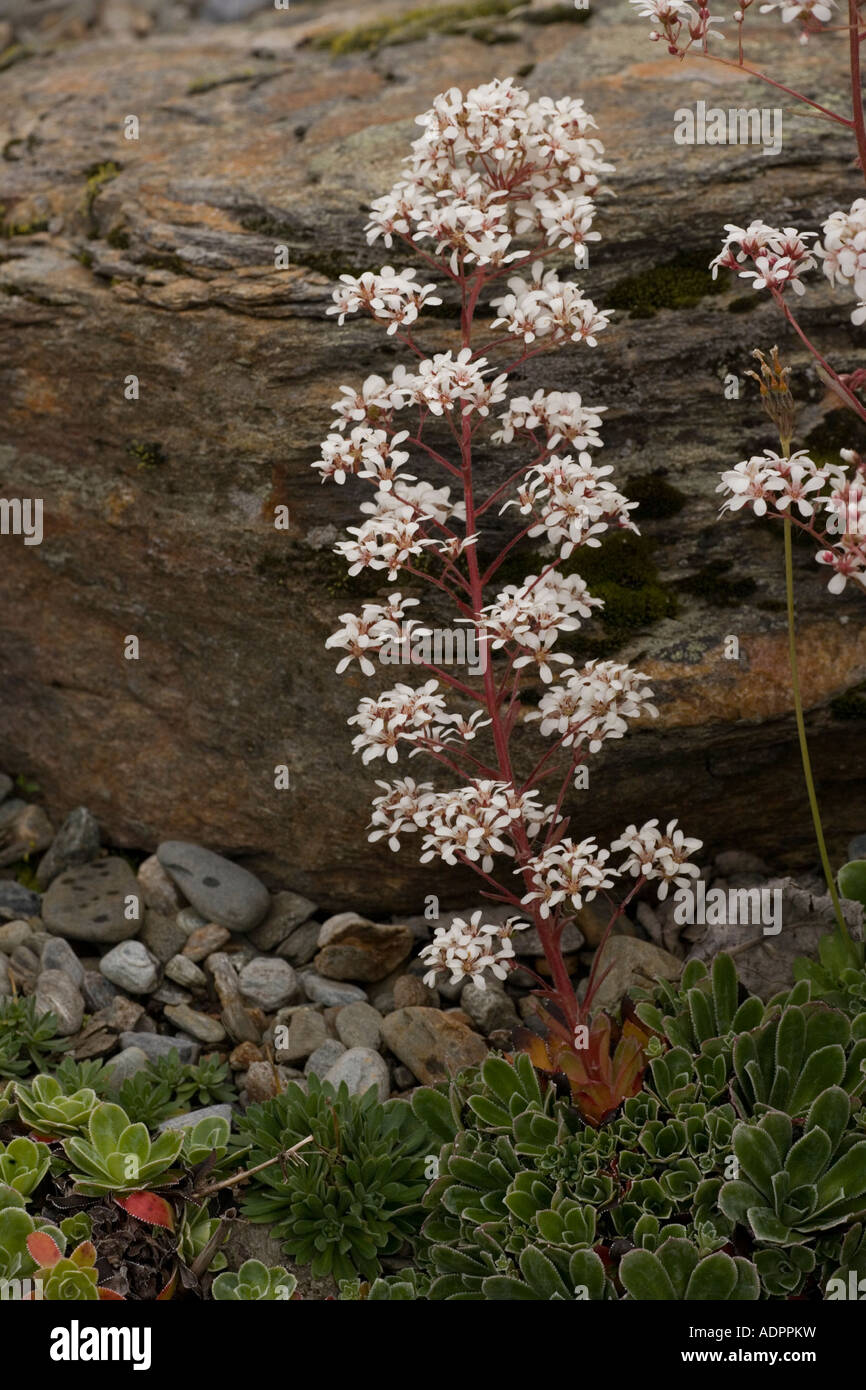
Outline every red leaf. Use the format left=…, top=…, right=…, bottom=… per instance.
left=115, top=1191, right=176, bottom=1231
left=98, top=1287, right=126, bottom=1301
left=157, top=1268, right=177, bottom=1301
left=26, top=1232, right=61, bottom=1268
left=70, top=1241, right=97, bottom=1268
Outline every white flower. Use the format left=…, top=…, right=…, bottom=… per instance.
left=528, top=660, right=658, bottom=752
left=759, top=0, right=835, bottom=22
left=711, top=223, right=817, bottom=296
left=522, top=837, right=618, bottom=917
left=419, top=910, right=530, bottom=988
left=328, top=266, right=442, bottom=333
left=612, top=818, right=702, bottom=900
left=817, top=200, right=866, bottom=319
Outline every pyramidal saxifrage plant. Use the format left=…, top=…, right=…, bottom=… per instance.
left=312, top=77, right=703, bottom=1090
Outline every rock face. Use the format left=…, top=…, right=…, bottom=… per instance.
left=1, top=1, right=865, bottom=911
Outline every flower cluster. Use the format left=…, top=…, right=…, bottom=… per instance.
left=818, top=199, right=866, bottom=324
left=508, top=455, right=638, bottom=559
left=717, top=449, right=866, bottom=593
left=529, top=660, right=659, bottom=757
left=419, top=910, right=530, bottom=990
left=326, top=595, right=424, bottom=676
left=611, top=819, right=703, bottom=900
left=523, top=838, right=617, bottom=918
left=493, top=389, right=606, bottom=455
left=476, top=572, right=602, bottom=682
left=490, top=263, right=611, bottom=347
left=327, top=267, right=441, bottom=334
left=368, top=780, right=549, bottom=872
left=710, top=222, right=818, bottom=296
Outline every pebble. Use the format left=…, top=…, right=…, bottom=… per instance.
left=848, top=833, right=866, bottom=862
left=99, top=940, right=160, bottom=994
left=104, top=994, right=145, bottom=1033
left=243, top=1061, right=282, bottom=1103
left=163, top=1003, right=226, bottom=1044
left=304, top=1039, right=346, bottom=1078
left=152, top=983, right=193, bottom=1007
left=159, top=1104, right=233, bottom=1133
left=301, top=972, right=366, bottom=1008
left=275, top=919, right=320, bottom=967
left=238, top=957, right=298, bottom=1012
left=460, top=981, right=519, bottom=1036
left=274, top=1006, right=328, bottom=1062
left=206, top=952, right=262, bottom=1044
left=392, top=974, right=438, bottom=1010
left=10, top=944, right=40, bottom=990
left=0, top=920, right=33, bottom=952
left=164, top=954, right=207, bottom=991
left=229, top=1041, right=263, bottom=1070
left=0, top=804, right=54, bottom=868
left=140, top=911, right=188, bottom=963
left=176, top=907, right=208, bottom=935
left=249, top=890, right=317, bottom=951
left=35, top=970, right=84, bottom=1035
left=137, top=854, right=183, bottom=914
left=40, top=936, right=85, bottom=989
left=0, top=883, right=41, bottom=919
left=81, top=970, right=117, bottom=1011
left=119, top=1031, right=199, bottom=1064
left=103, top=1045, right=151, bottom=1088
left=156, top=841, right=270, bottom=933
left=380, top=1007, right=487, bottom=1085
left=314, top=915, right=412, bottom=983
left=183, top=924, right=230, bottom=962
left=42, top=858, right=142, bottom=943
left=324, top=1047, right=389, bottom=1102
left=335, top=1001, right=382, bottom=1050
left=392, top=1065, right=414, bottom=1090
left=35, top=807, right=101, bottom=889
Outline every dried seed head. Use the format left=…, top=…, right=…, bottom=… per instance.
left=746, top=346, right=796, bottom=453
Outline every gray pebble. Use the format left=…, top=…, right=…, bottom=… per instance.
left=99, top=941, right=160, bottom=994
left=36, top=807, right=101, bottom=889
left=0, top=882, right=41, bottom=919
left=238, top=957, right=298, bottom=1012
left=165, top=954, right=208, bottom=991
left=156, top=841, right=269, bottom=933
left=335, top=1001, right=382, bottom=1051
left=119, top=1031, right=200, bottom=1064
left=301, top=972, right=366, bottom=1008
left=35, top=969, right=84, bottom=1035
left=41, top=936, right=85, bottom=989
left=304, top=1039, right=346, bottom=1078
left=324, top=1047, right=389, bottom=1102
left=159, top=1104, right=233, bottom=1132
left=103, top=1046, right=151, bottom=1088
left=163, top=1003, right=226, bottom=1044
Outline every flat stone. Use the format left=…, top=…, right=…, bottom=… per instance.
left=238, top=957, right=298, bottom=1012
left=301, top=973, right=366, bottom=1008
left=159, top=1103, right=233, bottom=1132
left=249, top=890, right=317, bottom=951
left=103, top=1045, right=151, bottom=1088
left=183, top=923, right=231, bottom=961
left=324, top=1047, right=389, bottom=1102
left=589, top=937, right=683, bottom=1014
left=163, top=1003, right=226, bottom=1043
left=335, top=1001, right=382, bottom=1051
left=0, top=883, right=41, bottom=919
left=314, top=916, right=412, bottom=983
left=0, top=919, right=34, bottom=952
left=104, top=994, right=145, bottom=1033
left=119, top=1030, right=200, bottom=1064
left=40, top=935, right=85, bottom=988
left=137, top=854, right=183, bottom=914
left=140, top=910, right=188, bottom=964
left=304, top=1039, right=346, bottom=1078
left=165, top=954, right=208, bottom=990
left=152, top=983, right=193, bottom=1006
left=35, top=807, right=101, bottom=889
left=274, top=1006, right=328, bottom=1062
left=81, top=970, right=117, bottom=1011
left=156, top=841, right=269, bottom=933
left=381, top=1007, right=488, bottom=1085
left=72, top=1021, right=118, bottom=1059
left=42, top=858, right=142, bottom=943
left=99, top=940, right=160, bottom=994
left=35, top=969, right=84, bottom=1035
left=176, top=907, right=208, bottom=935
left=275, top=919, right=320, bottom=967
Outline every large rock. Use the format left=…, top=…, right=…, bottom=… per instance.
left=1, top=2, right=865, bottom=910
left=42, top=858, right=142, bottom=943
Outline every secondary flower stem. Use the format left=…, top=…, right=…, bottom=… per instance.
left=783, top=514, right=851, bottom=941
